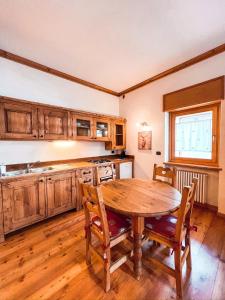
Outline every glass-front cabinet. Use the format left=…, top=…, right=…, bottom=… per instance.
left=71, top=114, right=111, bottom=141
left=71, top=114, right=93, bottom=140
left=94, top=118, right=111, bottom=141
left=105, top=119, right=126, bottom=150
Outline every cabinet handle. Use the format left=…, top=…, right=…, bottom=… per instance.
left=48, top=178, right=52, bottom=181
left=39, top=179, right=44, bottom=183
left=33, top=135, right=37, bottom=138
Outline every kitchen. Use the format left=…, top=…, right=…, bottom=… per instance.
left=0, top=1, right=225, bottom=300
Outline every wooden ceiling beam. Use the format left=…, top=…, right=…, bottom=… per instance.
left=118, top=43, right=225, bottom=96
left=0, top=49, right=119, bottom=97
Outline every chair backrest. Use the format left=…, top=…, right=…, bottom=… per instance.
left=153, top=164, right=176, bottom=187
left=175, top=178, right=198, bottom=243
left=96, top=163, right=115, bottom=185
left=81, top=182, right=110, bottom=247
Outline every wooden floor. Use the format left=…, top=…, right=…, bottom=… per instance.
left=0, top=207, right=225, bottom=300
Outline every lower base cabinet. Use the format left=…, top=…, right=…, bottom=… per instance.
left=1, top=171, right=77, bottom=238
left=2, top=177, right=46, bottom=233
left=46, top=172, right=76, bottom=217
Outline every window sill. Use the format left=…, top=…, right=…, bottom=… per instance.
left=164, top=161, right=222, bottom=172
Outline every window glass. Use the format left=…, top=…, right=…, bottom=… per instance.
left=175, top=111, right=212, bottom=159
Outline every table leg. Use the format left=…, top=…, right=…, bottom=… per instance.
left=132, top=216, right=144, bottom=280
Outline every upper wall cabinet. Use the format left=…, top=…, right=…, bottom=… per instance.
left=105, top=119, right=126, bottom=150
left=94, top=117, right=111, bottom=141
left=0, top=101, right=38, bottom=140
left=38, top=108, right=69, bottom=140
left=0, top=97, right=126, bottom=148
left=71, top=113, right=93, bottom=140
left=70, top=114, right=111, bottom=141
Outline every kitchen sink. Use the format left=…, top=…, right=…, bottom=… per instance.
left=29, top=166, right=54, bottom=173
left=4, top=169, right=29, bottom=177
left=3, top=166, right=54, bottom=177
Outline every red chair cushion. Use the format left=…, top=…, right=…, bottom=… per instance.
left=92, top=209, right=131, bottom=240
left=145, top=215, right=177, bottom=239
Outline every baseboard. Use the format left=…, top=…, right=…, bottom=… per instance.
left=194, top=202, right=218, bottom=212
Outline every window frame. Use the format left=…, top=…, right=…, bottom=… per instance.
left=169, top=103, right=220, bottom=166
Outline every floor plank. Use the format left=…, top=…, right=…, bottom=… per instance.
left=0, top=207, right=224, bottom=300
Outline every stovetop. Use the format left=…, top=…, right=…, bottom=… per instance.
left=88, top=159, right=111, bottom=164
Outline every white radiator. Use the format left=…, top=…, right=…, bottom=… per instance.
left=176, top=169, right=208, bottom=204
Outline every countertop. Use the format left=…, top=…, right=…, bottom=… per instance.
left=0, top=156, right=134, bottom=183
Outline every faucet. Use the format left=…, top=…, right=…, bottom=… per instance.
left=26, top=161, right=40, bottom=173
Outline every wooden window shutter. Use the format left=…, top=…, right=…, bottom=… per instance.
left=163, top=76, right=224, bottom=112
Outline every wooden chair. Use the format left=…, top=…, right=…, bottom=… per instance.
left=153, top=163, right=176, bottom=187
left=96, top=163, right=115, bottom=185
left=144, top=178, right=198, bottom=299
left=81, top=182, right=132, bottom=292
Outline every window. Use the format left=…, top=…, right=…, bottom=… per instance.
left=169, top=103, right=220, bottom=166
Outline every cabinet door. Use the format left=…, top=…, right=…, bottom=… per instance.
left=39, top=108, right=68, bottom=140
left=93, top=117, right=111, bottom=141
left=76, top=168, right=94, bottom=210
left=2, top=177, right=46, bottom=233
left=0, top=101, right=38, bottom=140
left=113, top=121, right=126, bottom=150
left=105, top=120, right=126, bottom=150
left=0, top=185, right=4, bottom=242
left=46, top=172, right=76, bottom=217
left=71, top=114, right=93, bottom=140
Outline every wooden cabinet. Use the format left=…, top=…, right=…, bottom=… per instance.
left=0, top=101, right=38, bottom=140
left=70, top=114, right=111, bottom=142
left=105, top=119, right=126, bottom=150
left=0, top=97, right=126, bottom=145
left=0, top=185, right=4, bottom=242
left=46, top=172, right=76, bottom=217
left=2, top=177, right=46, bottom=233
left=76, top=168, right=94, bottom=210
left=38, top=108, right=69, bottom=140
left=71, top=114, right=93, bottom=140
left=93, top=117, right=111, bottom=141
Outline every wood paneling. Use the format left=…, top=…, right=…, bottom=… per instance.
left=0, top=101, right=38, bottom=139
left=119, top=43, right=225, bottom=95
left=0, top=49, right=119, bottom=96
left=163, top=76, right=224, bottom=112
left=46, top=172, right=76, bottom=217
left=2, top=176, right=46, bottom=233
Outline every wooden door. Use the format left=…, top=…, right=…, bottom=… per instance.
left=46, top=172, right=76, bottom=217
left=2, top=177, right=46, bottom=233
left=71, top=114, right=94, bottom=140
left=38, top=108, right=68, bottom=140
left=0, top=101, right=38, bottom=140
left=93, top=117, right=111, bottom=141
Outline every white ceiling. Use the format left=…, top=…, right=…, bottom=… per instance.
left=0, top=0, right=224, bottom=92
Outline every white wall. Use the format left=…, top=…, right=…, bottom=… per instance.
left=0, top=58, right=119, bottom=164
left=120, top=52, right=225, bottom=212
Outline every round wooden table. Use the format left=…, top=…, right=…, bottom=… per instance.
left=101, top=178, right=181, bottom=280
